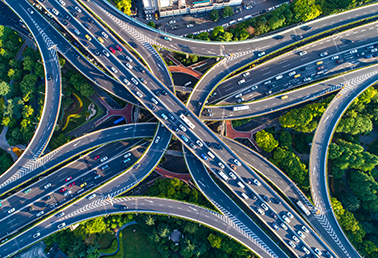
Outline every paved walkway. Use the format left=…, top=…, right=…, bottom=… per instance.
left=155, top=166, right=191, bottom=182
left=225, top=121, right=264, bottom=152
left=166, top=54, right=202, bottom=79
left=99, top=221, right=137, bottom=257
left=94, top=97, right=133, bottom=126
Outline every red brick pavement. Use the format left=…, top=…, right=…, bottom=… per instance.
left=225, top=121, right=264, bottom=152
left=155, top=166, right=191, bottom=183
left=94, top=97, right=133, bottom=126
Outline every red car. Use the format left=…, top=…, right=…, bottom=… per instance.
left=116, top=45, right=122, bottom=51
left=65, top=176, right=72, bottom=182
left=94, top=155, right=100, bottom=160
left=68, top=182, right=75, bottom=188
left=109, top=47, right=116, bottom=54
left=59, top=187, right=66, bottom=193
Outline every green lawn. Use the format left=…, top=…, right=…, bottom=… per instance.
left=98, top=230, right=116, bottom=250
left=107, top=225, right=161, bottom=258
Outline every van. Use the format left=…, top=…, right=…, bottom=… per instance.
left=241, top=193, right=249, bottom=200
left=237, top=181, right=245, bottom=189
left=207, top=151, right=215, bottom=159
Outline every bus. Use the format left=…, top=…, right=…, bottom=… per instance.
left=296, top=200, right=311, bottom=216
left=179, top=114, right=195, bottom=129
left=233, top=105, right=249, bottom=111
left=114, top=117, right=125, bottom=125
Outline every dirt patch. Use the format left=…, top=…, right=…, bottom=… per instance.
left=182, top=16, right=210, bottom=24
left=246, top=26, right=255, bottom=35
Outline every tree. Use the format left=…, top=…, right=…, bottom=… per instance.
left=7, top=68, right=22, bottom=81
left=49, top=134, right=71, bottom=150
left=23, top=56, right=35, bottom=72
left=255, top=130, right=279, bottom=152
left=3, top=97, right=24, bottom=120
left=35, top=62, right=45, bottom=78
left=293, top=0, right=321, bottom=22
left=22, top=105, right=34, bottom=119
left=210, top=9, right=219, bottom=22
left=223, top=6, right=233, bottom=18
left=85, top=217, right=107, bottom=234
left=0, top=81, right=11, bottom=97
left=114, top=0, right=132, bottom=16
left=207, top=233, right=222, bottom=249
left=145, top=215, right=155, bottom=226
left=19, top=74, right=38, bottom=101
left=158, top=223, right=171, bottom=238
left=79, top=82, right=95, bottom=97
left=59, top=57, right=66, bottom=68
left=220, top=32, right=233, bottom=42
left=0, top=152, right=13, bottom=174
left=279, top=131, right=292, bottom=148
left=211, top=26, right=224, bottom=38
left=183, top=222, right=199, bottom=234
left=147, top=21, right=155, bottom=28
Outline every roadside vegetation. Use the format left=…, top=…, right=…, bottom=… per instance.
left=188, top=0, right=372, bottom=41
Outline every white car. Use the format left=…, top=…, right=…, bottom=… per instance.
left=253, top=179, right=261, bottom=186
left=299, top=51, right=307, bottom=56
left=301, top=225, right=309, bottom=233
left=101, top=32, right=108, bottom=38
left=196, top=140, right=203, bottom=147
left=302, top=246, right=310, bottom=254
left=74, top=6, right=81, bottom=13
left=288, top=240, right=296, bottom=248
left=331, top=55, right=339, bottom=60
left=288, top=71, right=296, bottom=76
left=286, top=212, right=294, bottom=219
left=264, top=80, right=271, bottom=85
left=234, top=159, right=241, bottom=166
left=126, top=63, right=133, bottom=69
left=260, top=203, right=268, bottom=211
left=303, top=77, right=312, bottom=82
left=280, top=223, right=288, bottom=230
left=151, top=98, right=158, bottom=105
left=111, top=67, right=118, bottom=73
left=64, top=190, right=72, bottom=197
left=136, top=91, right=143, bottom=98
left=102, top=50, right=110, bottom=57
left=218, top=162, right=225, bottom=169
left=124, top=153, right=131, bottom=158
left=320, top=52, right=328, bottom=57
left=292, top=235, right=299, bottom=243
left=57, top=223, right=66, bottom=229
left=282, top=215, right=290, bottom=223
left=238, top=79, right=245, bottom=85
left=126, top=56, right=132, bottom=62
left=44, top=183, right=52, bottom=189
left=229, top=172, right=237, bottom=180
left=243, top=72, right=250, bottom=77
left=33, top=233, right=41, bottom=238
left=123, top=79, right=130, bottom=85
left=297, top=230, right=305, bottom=239
left=179, top=124, right=187, bottom=132
left=8, top=208, right=15, bottom=214
left=256, top=207, right=265, bottom=215
left=131, top=78, right=138, bottom=85
left=52, top=8, right=59, bottom=16
left=27, top=8, right=34, bottom=14
left=155, top=136, right=160, bottom=143
left=314, top=248, right=321, bottom=255
left=276, top=75, right=283, bottom=80
left=88, top=194, right=96, bottom=200
left=251, top=85, right=258, bottom=90
left=100, top=156, right=108, bottom=162
left=36, top=211, right=44, bottom=217
left=350, top=49, right=358, bottom=54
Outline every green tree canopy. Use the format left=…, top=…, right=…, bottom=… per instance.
left=255, top=130, right=279, bottom=152
left=223, top=6, right=233, bottom=18
left=210, top=9, right=220, bottom=21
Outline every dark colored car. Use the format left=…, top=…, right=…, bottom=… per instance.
left=275, top=35, right=284, bottom=40
left=130, top=42, right=138, bottom=48
left=303, top=26, right=312, bottom=31
left=47, top=74, right=52, bottom=81
left=162, top=90, right=167, bottom=96
left=63, top=20, right=69, bottom=26
left=94, top=50, right=100, bottom=56
left=87, top=17, right=94, bottom=23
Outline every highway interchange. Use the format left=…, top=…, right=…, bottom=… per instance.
left=0, top=0, right=377, bottom=257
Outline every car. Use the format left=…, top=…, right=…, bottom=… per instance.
left=33, top=233, right=41, bottom=238
left=301, top=225, right=309, bottom=233
left=45, top=195, right=51, bottom=200
left=268, top=84, right=276, bottom=89
left=297, top=230, right=305, bottom=239
left=256, top=207, right=265, bottom=215
left=243, top=72, right=250, bottom=77
left=123, top=78, right=130, bottom=85
left=155, top=91, right=161, bottom=97
left=280, top=223, right=288, bottom=230
left=229, top=172, right=237, bottom=180
left=317, top=65, right=324, bottom=70
left=68, top=182, right=75, bottom=188
left=109, top=47, right=116, bottom=54
left=302, top=246, right=310, bottom=254
left=293, top=35, right=303, bottom=41
left=63, top=20, right=69, bottom=26
left=126, top=63, right=133, bottom=70
left=257, top=51, right=265, bottom=57
left=80, top=182, right=87, bottom=187
left=44, top=183, right=52, bottom=189
left=205, top=141, right=212, bottom=147
left=317, top=70, right=325, bottom=75
left=116, top=45, right=122, bottom=51
left=178, top=124, right=187, bottom=132
left=196, top=140, right=203, bottom=147
left=8, top=208, right=15, bottom=214
left=271, top=212, right=277, bottom=219
left=181, top=135, right=189, bottom=142
left=303, top=77, right=312, bottom=82
left=57, top=212, right=65, bottom=218
left=161, top=113, right=168, bottom=120
left=301, top=66, right=308, bottom=71
left=264, top=80, right=271, bottom=85
left=52, top=8, right=59, bottom=16
left=162, top=90, right=167, bottom=96
left=189, top=142, right=196, bottom=149
left=288, top=71, right=296, bottom=76
left=100, top=156, right=108, bottom=162
left=325, top=251, right=334, bottom=258
left=110, top=67, right=118, bottom=73
left=230, top=164, right=237, bottom=170
left=292, top=235, right=299, bottom=243
left=218, top=162, right=225, bottom=169
left=234, top=159, right=241, bottom=166
left=29, top=206, right=34, bottom=211
left=251, top=85, right=258, bottom=91
left=345, top=39, right=354, bottom=44
left=88, top=194, right=96, bottom=200
left=64, top=190, right=72, bottom=197
left=140, top=78, right=147, bottom=84
left=275, top=35, right=284, bottom=40
left=101, top=32, right=108, bottom=38
left=27, top=8, right=34, bottom=14
left=271, top=197, right=281, bottom=204
left=282, top=215, right=290, bottom=223
left=350, top=49, right=358, bottom=54
left=265, top=90, right=272, bottom=96
left=303, top=26, right=312, bottom=31
left=101, top=164, right=109, bottom=170
left=94, top=175, right=101, bottom=179
left=201, top=153, right=208, bottom=160
left=59, top=187, right=66, bottom=193
left=57, top=223, right=66, bottom=229
left=288, top=240, right=296, bottom=248
left=314, top=247, right=321, bottom=255
left=94, top=155, right=100, bottom=160
left=65, top=176, right=72, bottom=182
left=262, top=195, right=271, bottom=203
left=272, top=223, right=279, bottom=230
left=205, top=113, right=213, bottom=117
left=253, top=179, right=261, bottom=186
left=331, top=55, right=339, bottom=60
left=299, top=51, right=307, bottom=56
left=74, top=5, right=81, bottom=13
left=149, top=104, right=156, bottom=110
left=130, top=42, right=137, bottom=48
left=260, top=203, right=268, bottom=211
left=155, top=136, right=161, bottom=144
left=336, top=59, right=343, bottom=64
left=102, top=50, right=110, bottom=57
left=238, top=79, right=245, bottom=85
left=126, top=56, right=132, bottom=62
left=286, top=212, right=294, bottom=219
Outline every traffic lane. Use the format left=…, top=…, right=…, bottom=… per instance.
left=309, top=66, right=378, bottom=257
left=0, top=0, right=62, bottom=187
left=203, top=82, right=338, bottom=120
left=0, top=123, right=156, bottom=196
left=184, top=150, right=287, bottom=258
left=71, top=0, right=174, bottom=90
left=0, top=141, right=145, bottom=237
left=211, top=22, right=378, bottom=104
left=0, top=197, right=275, bottom=258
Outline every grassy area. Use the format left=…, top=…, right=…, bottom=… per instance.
left=107, top=225, right=161, bottom=258
left=98, top=230, right=116, bottom=250
left=60, top=88, right=103, bottom=134
left=232, top=117, right=254, bottom=128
